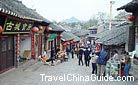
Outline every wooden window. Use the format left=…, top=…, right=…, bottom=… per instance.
left=2, top=39, right=7, bottom=52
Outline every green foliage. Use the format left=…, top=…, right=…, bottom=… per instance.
left=81, top=18, right=98, bottom=29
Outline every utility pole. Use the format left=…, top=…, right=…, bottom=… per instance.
left=109, top=1, right=115, bottom=30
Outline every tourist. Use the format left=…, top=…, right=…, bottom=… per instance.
left=78, top=47, right=84, bottom=66
left=91, top=53, right=98, bottom=74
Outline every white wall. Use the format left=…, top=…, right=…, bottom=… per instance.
left=19, top=36, right=31, bottom=59
left=125, top=43, right=128, bottom=52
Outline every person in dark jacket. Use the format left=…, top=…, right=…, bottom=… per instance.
left=46, top=47, right=55, bottom=66
left=96, top=46, right=109, bottom=76
left=55, top=47, right=60, bottom=59
left=50, top=47, right=55, bottom=65
left=84, top=47, right=90, bottom=67
left=66, top=47, right=70, bottom=59
left=78, top=47, right=84, bottom=66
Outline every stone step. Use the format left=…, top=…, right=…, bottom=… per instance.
left=19, top=59, right=38, bottom=71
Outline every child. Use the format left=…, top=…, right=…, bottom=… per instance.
left=91, top=53, right=98, bottom=74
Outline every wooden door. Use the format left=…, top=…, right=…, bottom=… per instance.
left=0, top=35, right=14, bottom=72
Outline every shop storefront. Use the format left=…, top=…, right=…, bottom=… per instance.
left=0, top=12, right=34, bottom=73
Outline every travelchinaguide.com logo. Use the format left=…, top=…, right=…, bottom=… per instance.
left=40, top=74, right=134, bottom=82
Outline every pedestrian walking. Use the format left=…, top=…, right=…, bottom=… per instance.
left=50, top=47, right=55, bottom=66
left=71, top=48, right=75, bottom=59
left=55, top=47, right=60, bottom=59
left=123, top=51, right=131, bottom=77
left=112, top=50, right=119, bottom=61
left=91, top=53, right=98, bottom=74
left=84, top=47, right=90, bottom=67
left=96, top=46, right=109, bottom=77
left=78, top=47, right=84, bottom=66
left=118, top=50, right=126, bottom=77
left=66, top=47, right=70, bottom=59
left=75, top=47, right=79, bottom=58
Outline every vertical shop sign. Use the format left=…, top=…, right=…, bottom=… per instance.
left=31, top=33, right=35, bottom=59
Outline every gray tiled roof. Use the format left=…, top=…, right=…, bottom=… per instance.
left=49, top=23, right=65, bottom=32
left=0, top=0, right=51, bottom=23
left=71, top=29, right=90, bottom=37
left=96, top=22, right=131, bottom=45
left=61, top=32, right=80, bottom=42
left=117, top=0, right=138, bottom=12
left=61, top=32, right=74, bottom=41
left=68, top=32, right=81, bottom=42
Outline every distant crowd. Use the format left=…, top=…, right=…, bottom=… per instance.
left=70, top=45, right=131, bottom=79
left=38, top=44, right=131, bottom=79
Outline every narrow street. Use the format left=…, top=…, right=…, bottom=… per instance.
left=0, top=56, right=136, bottom=85
left=0, top=0, right=138, bottom=85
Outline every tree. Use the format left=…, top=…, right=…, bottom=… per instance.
left=96, top=12, right=109, bottom=25
left=81, top=16, right=98, bottom=29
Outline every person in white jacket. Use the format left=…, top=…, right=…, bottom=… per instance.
left=91, top=53, right=98, bottom=74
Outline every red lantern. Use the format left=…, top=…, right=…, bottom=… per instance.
left=128, top=16, right=135, bottom=21
left=32, top=27, right=39, bottom=33
left=0, top=26, right=2, bottom=33
left=39, top=26, right=43, bottom=30
left=58, top=35, right=63, bottom=39
left=45, top=35, right=50, bottom=39
left=70, top=41, right=74, bottom=44
left=62, top=43, right=67, bottom=46
left=66, top=42, right=70, bottom=45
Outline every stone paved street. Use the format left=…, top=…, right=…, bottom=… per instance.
left=0, top=57, right=137, bottom=85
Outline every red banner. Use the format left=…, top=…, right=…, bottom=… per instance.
left=31, top=33, right=35, bottom=59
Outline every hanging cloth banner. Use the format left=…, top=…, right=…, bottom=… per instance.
left=48, top=34, right=58, bottom=41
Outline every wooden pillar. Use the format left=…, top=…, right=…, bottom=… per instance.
left=127, top=26, right=135, bottom=52
left=16, top=34, right=20, bottom=67
left=38, top=35, right=42, bottom=56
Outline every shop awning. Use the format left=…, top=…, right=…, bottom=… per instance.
left=48, top=34, right=58, bottom=41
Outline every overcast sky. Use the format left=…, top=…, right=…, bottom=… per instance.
left=21, top=0, right=131, bottom=22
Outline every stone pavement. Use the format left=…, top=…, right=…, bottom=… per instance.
left=0, top=57, right=137, bottom=85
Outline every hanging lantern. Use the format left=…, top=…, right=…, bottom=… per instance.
left=48, top=27, right=52, bottom=30
left=58, top=35, right=63, bottom=39
left=70, top=41, right=74, bottom=44
left=66, top=42, right=70, bottom=45
left=128, top=16, right=135, bottom=21
left=39, top=26, right=43, bottom=30
left=45, top=35, right=50, bottom=39
left=62, top=43, right=67, bottom=46
left=0, top=26, right=2, bottom=33
left=32, top=27, right=39, bottom=33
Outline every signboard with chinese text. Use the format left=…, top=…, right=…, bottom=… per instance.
left=3, top=17, right=34, bottom=34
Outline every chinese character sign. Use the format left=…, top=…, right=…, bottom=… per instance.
left=3, top=17, right=34, bottom=34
